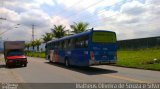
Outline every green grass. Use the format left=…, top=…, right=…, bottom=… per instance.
left=116, top=47, right=160, bottom=70
left=26, top=52, right=45, bottom=58
left=0, top=59, right=4, bottom=62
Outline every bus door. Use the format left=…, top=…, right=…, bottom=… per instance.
left=50, top=50, right=55, bottom=62
left=54, top=50, right=59, bottom=62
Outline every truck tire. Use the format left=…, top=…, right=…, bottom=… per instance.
left=6, top=64, right=11, bottom=68
left=24, top=63, right=27, bottom=67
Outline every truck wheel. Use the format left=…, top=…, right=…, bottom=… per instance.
left=24, top=64, right=27, bottom=67
left=6, top=64, right=9, bottom=68
left=6, top=64, right=11, bottom=68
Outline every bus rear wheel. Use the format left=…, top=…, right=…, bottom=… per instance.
left=65, top=59, right=70, bottom=67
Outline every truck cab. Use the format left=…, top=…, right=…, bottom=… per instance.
left=4, top=41, right=28, bottom=67
left=5, top=50, right=27, bottom=67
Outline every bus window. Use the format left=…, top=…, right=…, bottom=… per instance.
left=57, top=42, right=61, bottom=49
left=75, top=35, right=88, bottom=48
left=64, top=39, right=70, bottom=49
left=61, top=41, right=64, bottom=50
left=55, top=42, right=58, bottom=49
left=48, top=43, right=51, bottom=49
left=64, top=40, right=67, bottom=49
left=84, top=36, right=88, bottom=48
left=51, top=42, right=53, bottom=49
left=92, top=32, right=116, bottom=43
left=70, top=38, right=76, bottom=49
left=76, top=37, right=83, bottom=48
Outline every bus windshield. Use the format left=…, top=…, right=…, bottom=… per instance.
left=92, top=32, right=116, bottom=43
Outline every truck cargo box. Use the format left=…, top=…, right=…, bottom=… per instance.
left=4, top=41, right=25, bottom=50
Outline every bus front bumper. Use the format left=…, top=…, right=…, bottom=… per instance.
left=89, top=60, right=116, bottom=65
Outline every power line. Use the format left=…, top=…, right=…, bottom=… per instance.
left=0, top=24, right=20, bottom=36
left=55, top=0, right=82, bottom=15
left=65, top=0, right=105, bottom=20
left=72, top=1, right=152, bottom=26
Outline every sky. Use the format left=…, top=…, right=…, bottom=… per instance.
left=0, top=0, right=160, bottom=41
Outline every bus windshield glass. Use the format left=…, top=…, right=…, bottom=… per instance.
left=92, top=32, right=116, bottom=43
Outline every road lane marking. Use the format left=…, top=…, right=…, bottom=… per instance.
left=102, top=74, right=149, bottom=83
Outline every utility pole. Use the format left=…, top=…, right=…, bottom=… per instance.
left=32, top=24, right=35, bottom=41
left=0, top=18, right=6, bottom=20
left=0, top=0, right=6, bottom=22
left=0, top=17, right=6, bottom=24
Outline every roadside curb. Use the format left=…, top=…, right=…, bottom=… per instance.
left=111, top=64, right=160, bottom=72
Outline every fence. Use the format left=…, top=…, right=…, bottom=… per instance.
left=117, top=36, right=160, bottom=49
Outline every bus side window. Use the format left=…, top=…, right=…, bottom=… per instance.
left=45, top=44, right=47, bottom=49
left=64, top=40, right=69, bottom=49
left=64, top=40, right=67, bottom=49
left=76, top=37, right=83, bottom=48
left=75, top=35, right=88, bottom=48
left=70, top=38, right=76, bottom=49
left=57, top=42, right=61, bottom=49
left=84, top=36, right=88, bottom=48
left=55, top=42, right=58, bottom=49
left=59, top=41, right=61, bottom=49
left=48, top=43, right=51, bottom=50
left=51, top=42, right=54, bottom=49
left=61, top=41, right=64, bottom=50
left=68, top=40, right=71, bottom=49
left=67, top=39, right=71, bottom=49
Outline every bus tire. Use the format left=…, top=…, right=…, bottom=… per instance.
left=48, top=56, right=52, bottom=63
left=65, top=59, right=70, bottom=67
left=49, top=60, right=52, bottom=63
left=48, top=55, right=50, bottom=60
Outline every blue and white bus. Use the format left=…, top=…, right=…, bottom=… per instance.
left=45, top=29, right=117, bottom=67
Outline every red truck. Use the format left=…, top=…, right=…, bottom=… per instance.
left=4, top=41, right=27, bottom=67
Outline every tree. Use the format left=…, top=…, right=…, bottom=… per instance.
left=51, top=25, right=66, bottom=38
left=42, top=33, right=53, bottom=43
left=25, top=42, right=31, bottom=51
left=34, top=39, right=41, bottom=52
left=70, top=22, right=89, bottom=34
left=31, top=40, right=36, bottom=51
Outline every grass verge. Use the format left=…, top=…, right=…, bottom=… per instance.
left=116, top=47, right=160, bottom=71
left=26, top=52, right=45, bottom=58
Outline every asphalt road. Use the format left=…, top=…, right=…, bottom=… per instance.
left=0, top=56, right=160, bottom=88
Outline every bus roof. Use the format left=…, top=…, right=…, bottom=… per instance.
left=47, top=30, right=115, bottom=44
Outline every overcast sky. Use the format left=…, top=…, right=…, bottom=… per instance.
left=0, top=0, right=159, bottom=41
